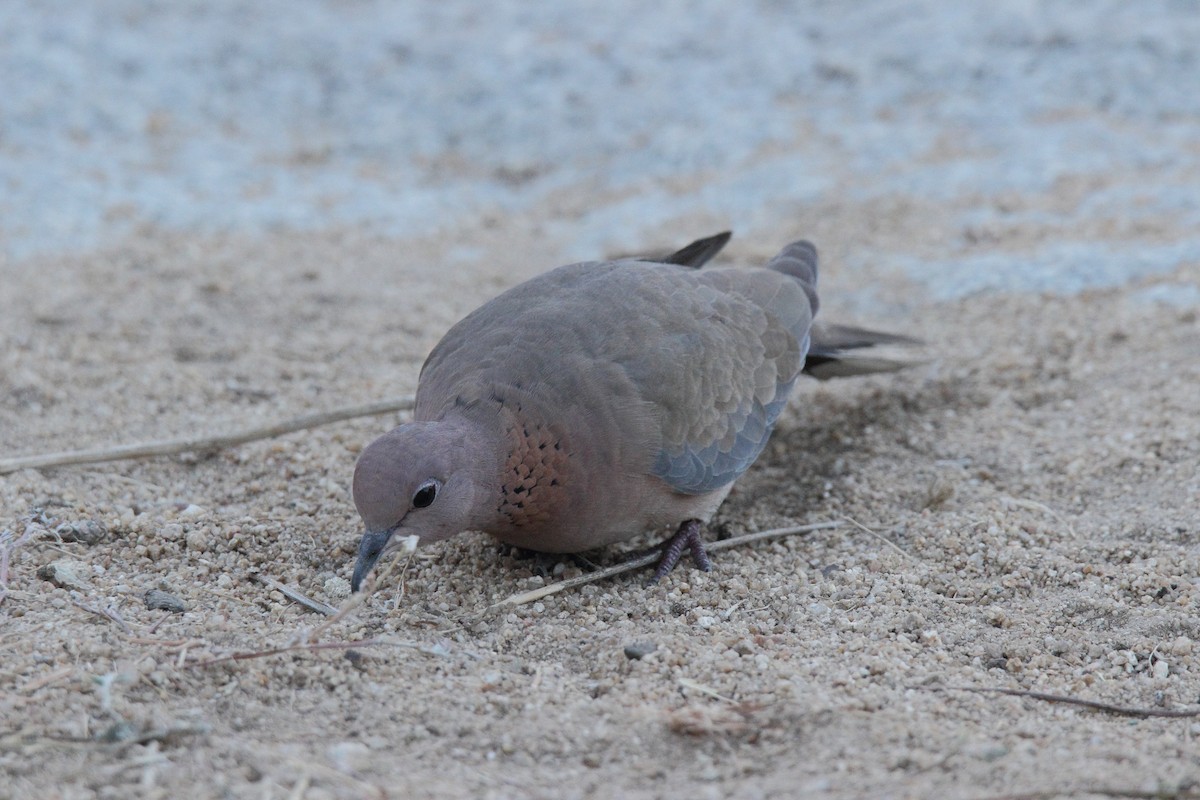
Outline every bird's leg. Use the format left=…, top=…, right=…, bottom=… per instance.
left=649, top=519, right=712, bottom=584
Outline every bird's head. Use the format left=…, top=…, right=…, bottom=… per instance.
left=349, top=420, right=488, bottom=591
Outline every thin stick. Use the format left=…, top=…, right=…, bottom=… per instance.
left=0, top=521, right=38, bottom=606
left=250, top=574, right=338, bottom=616
left=842, top=515, right=915, bottom=561
left=189, top=636, right=442, bottom=668
left=70, top=599, right=134, bottom=635
left=486, top=520, right=844, bottom=612
left=289, top=549, right=408, bottom=646
left=19, top=667, right=73, bottom=694
left=146, top=611, right=173, bottom=635
left=0, top=396, right=416, bottom=474
left=919, top=685, right=1200, bottom=719
left=1002, top=495, right=1078, bottom=539
left=979, top=789, right=1200, bottom=800
left=678, top=677, right=738, bottom=704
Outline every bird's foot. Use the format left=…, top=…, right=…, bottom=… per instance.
left=648, top=519, right=712, bottom=584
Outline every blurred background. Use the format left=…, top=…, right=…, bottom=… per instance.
left=2, top=0, right=1198, bottom=299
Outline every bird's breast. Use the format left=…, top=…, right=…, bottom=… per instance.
left=493, top=404, right=576, bottom=532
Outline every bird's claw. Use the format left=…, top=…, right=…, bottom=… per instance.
left=648, top=519, right=711, bottom=584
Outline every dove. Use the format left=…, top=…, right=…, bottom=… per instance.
left=350, top=232, right=915, bottom=590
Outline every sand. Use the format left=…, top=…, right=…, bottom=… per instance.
left=2, top=206, right=1199, bottom=799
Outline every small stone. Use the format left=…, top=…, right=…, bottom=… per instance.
left=37, top=559, right=91, bottom=590
left=327, top=741, right=371, bottom=773
left=55, top=519, right=107, bottom=545
left=623, top=642, right=657, bottom=660
left=179, top=504, right=207, bottom=519
left=185, top=530, right=208, bottom=552
left=97, top=721, right=139, bottom=743
left=324, top=576, right=351, bottom=602
left=923, top=475, right=955, bottom=509
left=973, top=745, right=1009, bottom=762
left=144, top=589, right=187, bottom=613
left=1152, top=657, right=1169, bottom=680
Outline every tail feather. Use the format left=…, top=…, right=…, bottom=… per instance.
left=648, top=234, right=922, bottom=381
left=803, top=322, right=924, bottom=380
left=656, top=231, right=733, bottom=269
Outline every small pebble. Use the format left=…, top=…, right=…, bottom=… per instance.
left=97, top=721, right=139, bottom=743
left=327, top=741, right=371, bottom=773
left=144, top=589, right=187, bottom=613
left=324, top=576, right=351, bottom=602
left=37, top=559, right=91, bottom=590
left=623, top=642, right=657, bottom=660
left=55, top=519, right=107, bottom=545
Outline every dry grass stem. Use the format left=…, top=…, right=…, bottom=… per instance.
left=678, top=677, right=738, bottom=703
left=921, top=685, right=1200, bottom=718
left=69, top=599, right=133, bottom=635
left=842, top=515, right=915, bottom=560
left=189, top=636, right=447, bottom=667
left=250, top=573, right=338, bottom=616
left=19, top=667, right=74, bottom=694
left=0, top=396, right=416, bottom=474
left=1001, top=495, right=1078, bottom=538
left=979, top=790, right=1200, bottom=800
left=0, top=527, right=36, bottom=605
left=487, top=520, right=844, bottom=612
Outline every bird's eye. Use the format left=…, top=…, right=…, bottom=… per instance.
left=412, top=480, right=439, bottom=509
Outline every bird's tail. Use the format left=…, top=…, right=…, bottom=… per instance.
left=669, top=235, right=922, bottom=379
left=767, top=240, right=821, bottom=317
left=767, top=240, right=921, bottom=379
left=657, top=231, right=733, bottom=268
left=803, top=323, right=924, bottom=380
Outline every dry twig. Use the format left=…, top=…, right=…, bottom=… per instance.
left=842, top=515, right=914, bottom=560
left=0, top=396, right=415, bottom=474
left=979, top=789, right=1200, bottom=800
left=1001, top=495, right=1078, bottom=538
left=69, top=599, right=134, bottom=635
left=189, top=636, right=447, bottom=668
left=486, top=520, right=844, bottom=612
left=0, top=516, right=42, bottom=605
left=250, top=573, right=338, bottom=616
left=919, top=684, right=1200, bottom=718
left=19, top=667, right=74, bottom=695
left=678, top=677, right=738, bottom=703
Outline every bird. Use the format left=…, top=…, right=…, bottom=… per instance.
left=349, top=232, right=917, bottom=591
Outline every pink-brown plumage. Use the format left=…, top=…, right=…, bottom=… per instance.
left=350, top=233, right=916, bottom=589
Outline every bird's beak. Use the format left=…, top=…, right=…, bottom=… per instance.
left=351, top=527, right=397, bottom=592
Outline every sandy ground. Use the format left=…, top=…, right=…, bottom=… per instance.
left=2, top=208, right=1199, bottom=799
left=4, top=3, right=1200, bottom=799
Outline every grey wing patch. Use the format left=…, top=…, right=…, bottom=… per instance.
left=652, top=383, right=795, bottom=494
left=646, top=268, right=814, bottom=495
